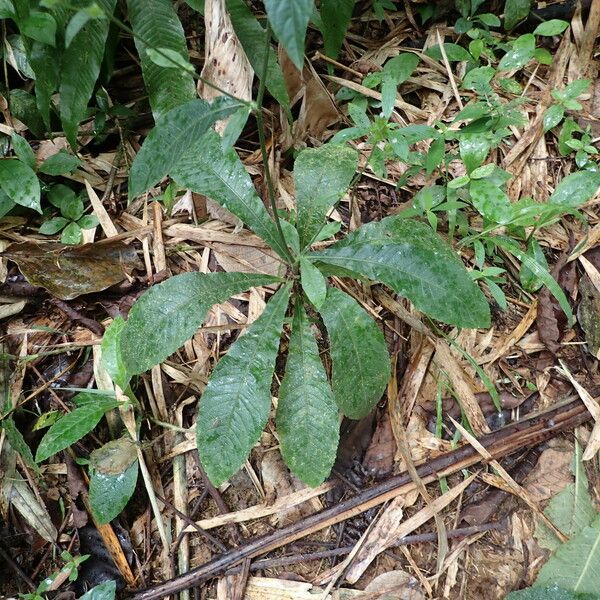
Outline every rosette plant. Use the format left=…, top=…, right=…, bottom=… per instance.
left=100, top=97, right=491, bottom=488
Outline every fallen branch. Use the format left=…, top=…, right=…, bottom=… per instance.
left=129, top=397, right=590, bottom=600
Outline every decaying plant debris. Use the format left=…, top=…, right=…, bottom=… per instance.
left=1, top=1, right=600, bottom=599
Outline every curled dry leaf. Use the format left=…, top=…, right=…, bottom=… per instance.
left=1, top=240, right=142, bottom=300
left=199, top=0, right=253, bottom=127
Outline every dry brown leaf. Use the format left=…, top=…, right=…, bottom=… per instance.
left=212, top=242, right=284, bottom=277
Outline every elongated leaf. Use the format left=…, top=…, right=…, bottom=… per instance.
left=493, top=237, right=573, bottom=326
left=59, top=0, right=116, bottom=146
left=536, top=514, right=600, bottom=595
left=300, top=258, right=327, bottom=309
left=319, top=287, right=389, bottom=418
left=0, top=159, right=41, bottom=213
left=264, top=0, right=313, bottom=70
left=320, top=0, right=355, bottom=62
left=1, top=417, right=40, bottom=474
left=89, top=459, right=138, bottom=524
left=549, top=171, right=600, bottom=207
left=35, top=393, right=120, bottom=462
left=277, top=304, right=339, bottom=486
left=507, top=587, right=585, bottom=600
left=127, top=0, right=196, bottom=122
left=504, top=0, right=531, bottom=30
left=171, top=129, right=290, bottom=259
left=312, top=217, right=490, bottom=328
left=101, top=316, right=129, bottom=389
left=197, top=284, right=291, bottom=485
left=128, top=98, right=242, bottom=199
left=27, top=41, right=59, bottom=131
left=227, top=0, right=289, bottom=109
left=119, top=272, right=279, bottom=375
left=295, top=143, right=358, bottom=249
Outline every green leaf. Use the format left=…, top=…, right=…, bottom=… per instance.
left=459, top=133, right=491, bottom=173
left=312, top=216, right=490, bottom=328
left=119, top=272, right=280, bottom=375
left=21, top=10, right=57, bottom=46
left=320, top=0, right=355, bottom=62
left=562, top=79, right=591, bottom=100
left=90, top=459, right=138, bottom=524
left=535, top=514, right=600, bottom=596
left=146, top=47, right=194, bottom=73
left=277, top=304, right=339, bottom=486
left=319, top=287, right=390, bottom=419
left=498, top=33, right=535, bottom=71
left=548, top=171, right=600, bottom=207
left=0, top=0, right=14, bottom=19
left=1, top=417, right=41, bottom=475
left=493, top=237, right=574, bottom=326
left=0, top=159, right=41, bottom=213
left=227, top=0, right=290, bottom=110
left=534, top=19, right=569, bottom=36
left=9, top=89, right=46, bottom=138
left=469, top=179, right=513, bottom=224
left=300, top=258, right=327, bottom=309
left=425, top=43, right=472, bottom=62
left=171, top=129, right=290, bottom=260
left=60, top=195, right=84, bottom=221
left=477, top=13, right=501, bottom=27
left=39, top=150, right=82, bottom=175
left=35, top=393, right=121, bottom=462
left=127, top=0, right=196, bottom=122
left=506, top=586, right=590, bottom=600
left=535, top=443, right=596, bottom=552
left=462, top=66, right=495, bottom=90
left=65, top=9, right=98, bottom=48
left=504, top=0, right=531, bottom=30
left=197, top=283, right=291, bottom=486
left=27, top=41, right=60, bottom=131
left=519, top=237, right=548, bottom=293
left=78, top=580, right=117, bottom=600
left=11, top=133, right=36, bottom=169
left=295, top=143, right=358, bottom=249
left=78, top=214, right=99, bottom=229
left=264, top=0, right=313, bottom=70
left=39, top=216, right=69, bottom=234
left=59, top=0, right=117, bottom=146
left=543, top=104, right=565, bottom=132
left=128, top=98, right=241, bottom=199
left=101, top=316, right=129, bottom=389
left=383, top=52, right=420, bottom=83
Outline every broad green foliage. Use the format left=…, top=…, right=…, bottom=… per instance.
left=227, top=0, right=290, bottom=109
left=506, top=587, right=595, bottom=600
left=300, top=258, right=327, bottom=309
left=277, top=305, right=339, bottom=486
left=320, top=0, right=355, bottom=62
left=294, top=143, right=358, bottom=249
left=312, top=217, right=491, bottom=328
left=264, top=0, right=313, bottom=70
left=319, top=287, right=390, bottom=419
left=170, top=129, right=290, bottom=259
left=503, top=0, right=531, bottom=30
left=90, top=460, right=138, bottom=524
left=0, top=158, right=41, bottom=212
left=127, top=0, right=196, bottom=122
left=197, top=284, right=291, bottom=486
left=548, top=171, right=600, bottom=207
left=536, top=515, right=600, bottom=596
left=119, top=272, right=280, bottom=377
left=59, top=0, right=116, bottom=146
left=535, top=444, right=596, bottom=551
left=78, top=581, right=117, bottom=600
left=128, top=98, right=243, bottom=199
left=35, top=393, right=121, bottom=462
left=100, top=315, right=128, bottom=390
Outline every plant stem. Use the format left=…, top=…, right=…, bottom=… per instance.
left=255, top=23, right=294, bottom=264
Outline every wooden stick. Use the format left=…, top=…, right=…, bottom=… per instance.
left=128, top=397, right=590, bottom=600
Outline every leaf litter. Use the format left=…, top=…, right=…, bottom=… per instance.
left=1, top=2, right=600, bottom=600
